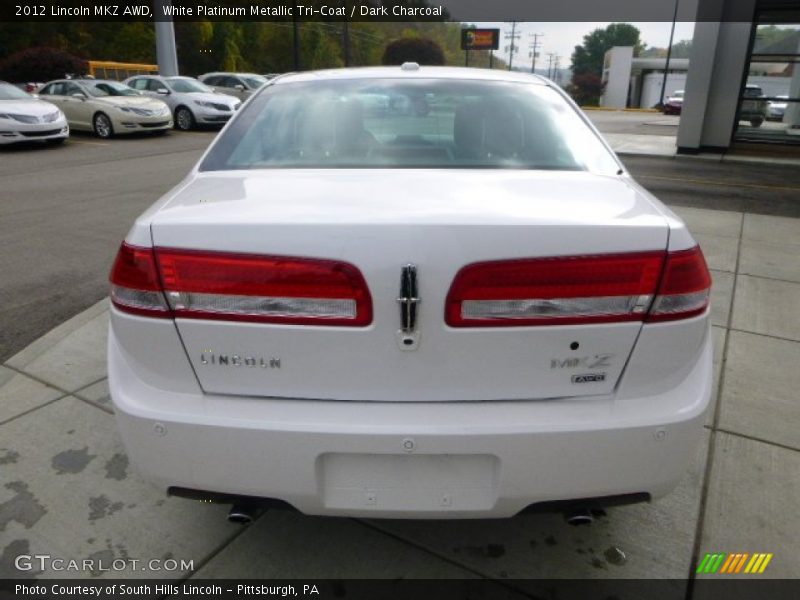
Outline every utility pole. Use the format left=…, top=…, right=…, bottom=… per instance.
left=529, top=32, right=543, bottom=74
left=553, top=55, right=561, bottom=84
left=342, top=1, right=350, bottom=66
left=659, top=0, right=680, bottom=106
left=546, top=53, right=555, bottom=79
left=292, top=6, right=301, bottom=70
left=505, top=22, right=520, bottom=71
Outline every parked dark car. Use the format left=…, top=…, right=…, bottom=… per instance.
left=739, top=84, right=768, bottom=127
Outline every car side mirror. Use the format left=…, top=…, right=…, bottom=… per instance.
left=234, top=84, right=245, bottom=92
left=72, top=92, right=86, bottom=99
left=157, top=88, right=170, bottom=95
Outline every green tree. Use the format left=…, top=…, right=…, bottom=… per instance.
left=568, top=23, right=644, bottom=106
left=570, top=23, right=644, bottom=77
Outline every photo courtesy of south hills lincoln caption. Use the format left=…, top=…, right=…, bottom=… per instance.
left=14, top=583, right=320, bottom=596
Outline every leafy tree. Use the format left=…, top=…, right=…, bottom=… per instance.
left=382, top=37, right=445, bottom=66
left=570, top=23, right=644, bottom=77
left=0, top=47, right=88, bottom=82
left=565, top=73, right=605, bottom=106
left=568, top=23, right=643, bottom=105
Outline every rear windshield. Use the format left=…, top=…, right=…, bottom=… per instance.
left=200, top=78, right=620, bottom=174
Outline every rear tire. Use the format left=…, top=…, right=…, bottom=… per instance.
left=93, top=113, right=113, bottom=139
left=175, top=107, right=195, bottom=131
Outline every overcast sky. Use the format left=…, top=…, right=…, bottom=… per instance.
left=471, top=22, right=697, bottom=70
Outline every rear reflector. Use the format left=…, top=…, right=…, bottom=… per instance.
left=446, top=247, right=711, bottom=327
left=154, top=249, right=372, bottom=326
left=646, top=246, right=712, bottom=322
left=109, top=243, right=170, bottom=318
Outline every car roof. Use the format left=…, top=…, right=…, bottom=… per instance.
left=272, top=66, right=549, bottom=86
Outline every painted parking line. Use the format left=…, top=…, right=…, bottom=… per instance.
left=639, top=174, right=800, bottom=193
left=68, top=140, right=111, bottom=147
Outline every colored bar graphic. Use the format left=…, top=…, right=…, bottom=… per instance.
left=700, top=552, right=774, bottom=574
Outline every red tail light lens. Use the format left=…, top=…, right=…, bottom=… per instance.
left=646, top=246, right=712, bottom=322
left=446, top=252, right=665, bottom=327
left=109, top=243, right=170, bottom=318
left=154, top=249, right=372, bottom=326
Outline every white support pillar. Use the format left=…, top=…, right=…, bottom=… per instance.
left=678, top=0, right=757, bottom=152
left=155, top=1, right=179, bottom=76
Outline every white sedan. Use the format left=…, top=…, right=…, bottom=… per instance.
left=109, top=65, right=712, bottom=521
left=0, top=81, right=68, bottom=145
left=37, top=79, right=172, bottom=138
left=123, top=75, right=241, bottom=130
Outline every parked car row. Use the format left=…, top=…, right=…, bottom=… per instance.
left=1, top=71, right=271, bottom=145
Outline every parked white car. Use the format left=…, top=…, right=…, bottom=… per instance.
left=767, top=95, right=788, bottom=121
left=109, top=65, right=712, bottom=521
left=37, top=79, right=172, bottom=138
left=124, top=75, right=241, bottom=130
left=198, top=72, right=269, bottom=101
left=0, top=81, right=68, bottom=145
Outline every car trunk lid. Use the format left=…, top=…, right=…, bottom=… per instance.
left=149, top=169, right=670, bottom=401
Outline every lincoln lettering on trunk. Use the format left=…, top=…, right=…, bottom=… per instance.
left=200, top=350, right=281, bottom=369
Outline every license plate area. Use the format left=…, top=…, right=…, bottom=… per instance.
left=320, top=453, right=499, bottom=512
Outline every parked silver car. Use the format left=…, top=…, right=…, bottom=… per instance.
left=124, top=75, right=241, bottom=130
left=198, top=72, right=269, bottom=101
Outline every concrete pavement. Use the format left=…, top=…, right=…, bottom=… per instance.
left=2, top=204, right=798, bottom=582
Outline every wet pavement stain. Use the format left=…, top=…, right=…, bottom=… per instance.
left=0, top=481, right=47, bottom=531
left=461, top=544, right=506, bottom=559
left=0, top=449, right=19, bottom=465
left=591, top=557, right=608, bottom=570
left=103, top=453, right=129, bottom=481
left=88, top=495, right=124, bottom=521
left=544, top=535, right=558, bottom=546
left=0, top=539, right=40, bottom=579
left=51, top=446, right=96, bottom=475
left=86, top=549, right=114, bottom=577
left=604, top=546, right=627, bottom=566
left=486, top=544, right=505, bottom=558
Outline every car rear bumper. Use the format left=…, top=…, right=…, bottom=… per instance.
left=109, top=313, right=712, bottom=519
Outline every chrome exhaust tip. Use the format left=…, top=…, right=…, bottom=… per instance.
left=227, top=503, right=258, bottom=524
left=564, top=509, right=594, bottom=526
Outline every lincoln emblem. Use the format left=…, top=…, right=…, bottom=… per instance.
left=397, top=264, right=420, bottom=333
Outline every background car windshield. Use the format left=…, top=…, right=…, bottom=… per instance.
left=242, top=75, right=267, bottom=88
left=88, top=82, right=139, bottom=97
left=0, top=83, right=31, bottom=100
left=201, top=78, right=620, bottom=173
left=168, top=78, right=213, bottom=94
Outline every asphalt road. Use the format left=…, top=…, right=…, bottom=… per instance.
left=586, top=110, right=680, bottom=136
left=2, top=128, right=800, bottom=362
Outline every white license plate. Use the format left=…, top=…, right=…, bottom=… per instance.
left=320, top=453, right=499, bottom=512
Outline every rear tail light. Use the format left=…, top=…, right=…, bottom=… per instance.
left=109, top=244, right=372, bottom=326
left=109, top=243, right=170, bottom=318
left=155, top=248, right=372, bottom=326
left=446, top=247, right=711, bottom=327
left=646, top=246, right=712, bottom=322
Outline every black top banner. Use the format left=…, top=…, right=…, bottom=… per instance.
left=0, top=0, right=775, bottom=23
